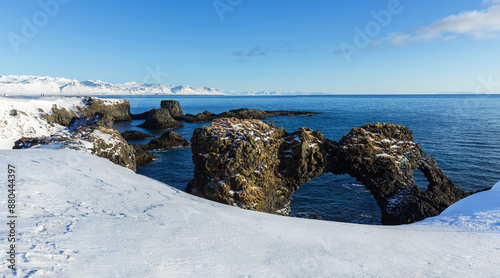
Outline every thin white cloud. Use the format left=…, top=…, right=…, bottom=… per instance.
left=379, top=3, right=500, bottom=46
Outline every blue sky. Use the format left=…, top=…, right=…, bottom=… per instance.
left=1, top=0, right=500, bottom=94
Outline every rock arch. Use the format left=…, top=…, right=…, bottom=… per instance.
left=187, top=119, right=470, bottom=225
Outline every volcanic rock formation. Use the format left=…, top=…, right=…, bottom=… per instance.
left=131, top=131, right=190, bottom=167
left=185, top=108, right=318, bottom=123
left=161, top=100, right=187, bottom=120
left=187, top=118, right=470, bottom=225
left=121, top=130, right=154, bottom=140
left=137, top=108, right=184, bottom=130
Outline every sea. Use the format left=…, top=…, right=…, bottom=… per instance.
left=111, top=95, right=500, bottom=225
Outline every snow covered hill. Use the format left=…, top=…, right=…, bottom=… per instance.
left=0, top=96, right=129, bottom=149
left=0, top=149, right=498, bottom=277
left=0, top=75, right=226, bottom=96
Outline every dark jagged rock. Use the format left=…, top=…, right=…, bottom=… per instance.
left=185, top=111, right=216, bottom=122
left=328, top=123, right=470, bottom=225
left=144, top=131, right=190, bottom=150
left=187, top=119, right=470, bottom=225
left=121, top=130, right=154, bottom=140
left=219, top=108, right=269, bottom=119
left=138, top=108, right=184, bottom=130
left=132, top=100, right=318, bottom=123
left=185, top=109, right=319, bottom=123
left=132, top=100, right=186, bottom=121
left=131, top=131, right=189, bottom=167
left=187, top=118, right=290, bottom=214
left=160, top=100, right=186, bottom=120
left=265, top=111, right=320, bottom=117
left=132, top=145, right=158, bottom=167
left=131, top=111, right=150, bottom=120
left=135, top=131, right=190, bottom=152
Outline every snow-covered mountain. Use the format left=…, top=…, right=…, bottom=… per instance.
left=0, top=75, right=227, bottom=96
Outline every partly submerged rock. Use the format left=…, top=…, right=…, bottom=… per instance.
left=134, top=131, right=190, bottom=151
left=133, top=100, right=318, bottom=123
left=132, top=145, right=158, bottom=167
left=219, top=108, right=269, bottom=119
left=121, top=130, right=154, bottom=140
left=187, top=118, right=470, bottom=225
left=132, top=131, right=190, bottom=167
left=131, top=111, right=150, bottom=120
left=143, top=131, right=190, bottom=150
left=328, top=123, right=470, bottom=225
left=138, top=108, right=184, bottom=130
left=131, top=100, right=186, bottom=121
left=266, top=110, right=319, bottom=117
left=185, top=111, right=216, bottom=122
left=185, top=108, right=319, bottom=123
left=160, top=100, right=186, bottom=120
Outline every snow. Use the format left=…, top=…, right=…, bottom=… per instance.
left=0, top=97, right=83, bottom=149
left=375, top=153, right=394, bottom=159
left=0, top=96, right=128, bottom=150
left=418, top=181, right=500, bottom=232
left=0, top=75, right=225, bottom=96
left=0, top=148, right=498, bottom=277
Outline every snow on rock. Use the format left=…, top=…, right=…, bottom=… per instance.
left=0, top=96, right=128, bottom=149
left=417, top=181, right=500, bottom=232
left=0, top=75, right=225, bottom=96
left=1, top=96, right=137, bottom=171
left=0, top=149, right=498, bottom=277
left=0, top=97, right=83, bottom=149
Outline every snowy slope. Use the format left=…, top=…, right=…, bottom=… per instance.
left=0, top=75, right=226, bottom=96
left=0, top=96, right=129, bottom=149
left=0, top=149, right=498, bottom=277
left=0, top=97, right=82, bottom=149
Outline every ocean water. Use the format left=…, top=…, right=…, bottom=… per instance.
left=112, top=95, right=500, bottom=225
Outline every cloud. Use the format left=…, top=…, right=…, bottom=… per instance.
left=378, top=3, right=500, bottom=46
left=232, top=44, right=306, bottom=57
left=232, top=46, right=268, bottom=57
left=483, top=0, right=500, bottom=4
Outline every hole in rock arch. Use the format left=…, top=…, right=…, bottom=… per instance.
left=413, top=169, right=429, bottom=191
left=290, top=173, right=382, bottom=225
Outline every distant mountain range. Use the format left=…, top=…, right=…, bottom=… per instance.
left=0, top=75, right=232, bottom=96
left=0, top=75, right=333, bottom=96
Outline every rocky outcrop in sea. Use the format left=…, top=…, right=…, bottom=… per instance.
left=160, top=100, right=187, bottom=121
left=121, top=130, right=154, bottom=140
left=137, top=108, right=184, bottom=130
left=185, top=108, right=318, bottom=122
left=131, top=131, right=190, bottom=167
left=132, top=100, right=317, bottom=128
left=187, top=118, right=470, bottom=225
